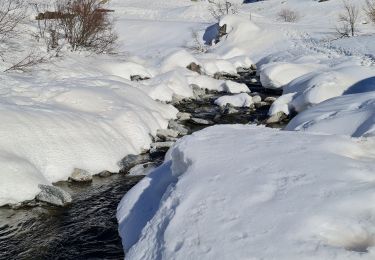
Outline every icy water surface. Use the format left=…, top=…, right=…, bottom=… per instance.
left=0, top=175, right=143, bottom=260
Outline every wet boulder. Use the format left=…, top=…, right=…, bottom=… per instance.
left=119, top=153, right=151, bottom=173
left=69, top=168, right=93, bottom=182
left=36, top=184, right=72, bottom=206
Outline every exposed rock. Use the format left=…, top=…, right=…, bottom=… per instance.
left=190, top=117, right=214, bottom=125
left=156, top=128, right=180, bottom=141
left=69, top=168, right=93, bottom=182
left=129, top=162, right=157, bottom=176
left=191, top=84, right=207, bottom=98
left=218, top=24, right=227, bottom=38
left=213, top=72, right=240, bottom=80
left=264, top=96, right=277, bottom=103
left=220, top=103, right=239, bottom=114
left=236, top=67, right=252, bottom=73
left=266, top=111, right=287, bottom=124
left=255, top=101, right=269, bottom=109
left=130, top=75, right=150, bottom=81
left=97, top=170, right=114, bottom=178
left=252, top=95, right=262, bottom=103
left=36, top=184, right=72, bottom=206
left=150, top=141, right=175, bottom=155
left=250, top=64, right=257, bottom=70
left=250, top=78, right=258, bottom=83
left=186, top=62, right=202, bottom=74
left=171, top=94, right=186, bottom=103
left=177, top=112, right=191, bottom=121
left=119, top=153, right=151, bottom=173
left=168, top=120, right=189, bottom=136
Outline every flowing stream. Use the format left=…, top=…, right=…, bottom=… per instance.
left=0, top=72, right=286, bottom=260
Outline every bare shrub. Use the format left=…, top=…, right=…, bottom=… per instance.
left=56, top=0, right=117, bottom=53
left=277, top=8, right=300, bottom=22
left=31, top=3, right=61, bottom=53
left=208, top=0, right=238, bottom=21
left=336, top=1, right=359, bottom=37
left=364, top=0, right=375, bottom=24
left=0, top=0, right=27, bottom=40
left=188, top=30, right=208, bottom=53
left=4, top=50, right=47, bottom=72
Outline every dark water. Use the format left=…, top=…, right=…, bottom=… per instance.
left=0, top=175, right=143, bottom=260
left=0, top=72, right=285, bottom=260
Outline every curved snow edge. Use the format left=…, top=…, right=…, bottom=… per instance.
left=116, top=136, right=193, bottom=252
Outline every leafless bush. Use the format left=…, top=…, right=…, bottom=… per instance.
left=188, top=30, right=208, bottom=53
left=277, top=8, right=300, bottom=22
left=336, top=1, right=359, bottom=37
left=4, top=50, right=47, bottom=72
left=0, top=0, right=27, bottom=40
left=208, top=1, right=238, bottom=21
left=31, top=3, right=61, bottom=52
left=364, top=0, right=375, bottom=24
left=56, top=0, right=117, bottom=53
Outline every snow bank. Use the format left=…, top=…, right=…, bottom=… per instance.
left=141, top=69, right=194, bottom=102
left=201, top=59, right=237, bottom=76
left=118, top=125, right=375, bottom=259
left=0, top=73, right=177, bottom=206
left=270, top=65, right=375, bottom=115
left=161, top=50, right=200, bottom=73
left=286, top=92, right=375, bottom=137
left=260, top=62, right=324, bottom=90
left=214, top=93, right=253, bottom=107
left=187, top=75, right=225, bottom=92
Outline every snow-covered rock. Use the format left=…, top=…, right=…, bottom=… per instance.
left=214, top=93, right=254, bottom=108
left=222, top=80, right=250, bottom=94
left=69, top=168, right=93, bottom=182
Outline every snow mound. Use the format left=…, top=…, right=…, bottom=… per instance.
left=118, top=125, right=375, bottom=260
left=201, top=59, right=237, bottom=76
left=286, top=91, right=375, bottom=137
left=0, top=75, right=177, bottom=206
left=271, top=65, right=375, bottom=115
left=222, top=80, right=250, bottom=94
left=260, top=62, right=323, bottom=90
left=214, top=93, right=254, bottom=107
left=142, top=69, right=194, bottom=102
left=187, top=75, right=225, bottom=92
left=161, top=49, right=200, bottom=73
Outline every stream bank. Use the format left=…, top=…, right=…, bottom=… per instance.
left=0, top=69, right=290, bottom=260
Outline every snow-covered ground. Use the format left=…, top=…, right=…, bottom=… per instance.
left=115, top=0, right=375, bottom=259
left=2, top=0, right=375, bottom=258
left=118, top=125, right=375, bottom=259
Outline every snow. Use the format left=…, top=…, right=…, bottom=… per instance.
left=286, top=92, right=375, bottom=138
left=118, top=125, right=375, bottom=260
left=214, top=93, right=253, bottom=107
left=260, top=62, right=324, bottom=90
left=161, top=50, right=200, bottom=73
left=112, top=1, right=375, bottom=259
left=0, top=71, right=177, bottom=206
left=222, top=80, right=250, bottom=94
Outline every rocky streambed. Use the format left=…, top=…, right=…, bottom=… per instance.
left=0, top=69, right=290, bottom=260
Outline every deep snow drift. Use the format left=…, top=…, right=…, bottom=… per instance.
left=118, top=125, right=375, bottom=260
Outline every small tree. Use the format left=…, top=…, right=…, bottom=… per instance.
left=364, top=0, right=375, bottom=24
left=336, top=1, right=359, bottom=37
left=56, top=0, right=117, bottom=53
left=208, top=0, right=238, bottom=21
left=277, top=8, right=300, bottom=22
